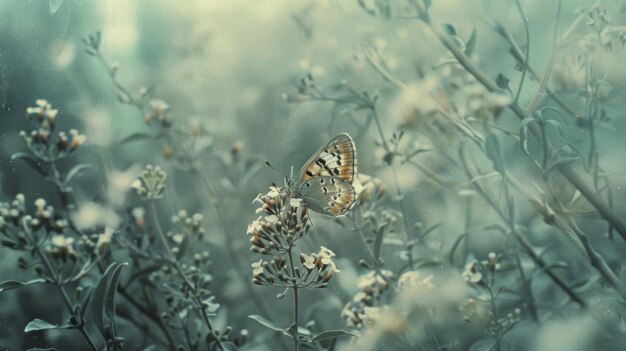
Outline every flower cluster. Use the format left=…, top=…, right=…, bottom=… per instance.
left=21, top=99, right=87, bottom=161
left=247, top=187, right=310, bottom=255
left=461, top=298, right=522, bottom=337
left=396, top=270, right=434, bottom=292
left=251, top=246, right=339, bottom=289
left=144, top=99, right=172, bottom=127
left=352, top=174, right=385, bottom=206
left=342, top=269, right=395, bottom=328
left=438, top=63, right=511, bottom=121
left=247, top=186, right=340, bottom=291
left=132, top=164, right=167, bottom=200
left=462, top=252, right=499, bottom=286
left=460, top=253, right=523, bottom=338
left=0, top=195, right=67, bottom=250
left=170, top=210, right=206, bottom=242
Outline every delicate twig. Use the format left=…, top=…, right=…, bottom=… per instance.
left=458, top=145, right=587, bottom=308
left=420, top=15, right=626, bottom=241
left=148, top=200, right=225, bottom=351
left=513, top=0, right=530, bottom=104
left=33, top=245, right=99, bottom=350
left=287, top=246, right=300, bottom=351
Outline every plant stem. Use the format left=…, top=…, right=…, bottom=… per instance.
left=148, top=200, right=224, bottom=351
left=117, top=285, right=177, bottom=349
left=421, top=15, right=626, bottom=241
left=287, top=247, right=300, bottom=351
left=33, top=245, right=99, bottom=351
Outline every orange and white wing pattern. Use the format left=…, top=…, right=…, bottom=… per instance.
left=296, top=133, right=357, bottom=184
left=298, top=176, right=356, bottom=216
left=294, top=133, right=358, bottom=217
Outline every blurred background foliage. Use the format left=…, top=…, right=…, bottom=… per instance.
left=1, top=0, right=626, bottom=350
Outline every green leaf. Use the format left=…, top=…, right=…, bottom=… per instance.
left=420, top=223, right=442, bottom=239
left=11, top=153, right=49, bottom=177
left=118, top=132, right=162, bottom=145
left=546, top=156, right=580, bottom=173
left=64, top=164, right=92, bottom=185
left=49, top=0, right=64, bottom=15
left=373, top=223, right=385, bottom=261
left=248, top=315, right=284, bottom=333
left=104, top=263, right=127, bottom=323
left=485, top=134, right=505, bottom=174
left=90, top=262, right=127, bottom=335
left=125, top=264, right=163, bottom=286
left=441, top=23, right=457, bottom=36
left=25, top=319, right=70, bottom=332
left=27, top=348, right=58, bottom=351
left=311, top=329, right=357, bottom=342
left=449, top=233, right=467, bottom=263
left=464, top=28, right=477, bottom=56
left=519, top=117, right=536, bottom=156
left=0, top=278, right=46, bottom=291
left=496, top=73, right=510, bottom=90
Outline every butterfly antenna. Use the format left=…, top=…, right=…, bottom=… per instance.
left=264, top=160, right=280, bottom=173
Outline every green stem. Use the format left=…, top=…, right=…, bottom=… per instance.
left=421, top=14, right=626, bottom=240
left=488, top=285, right=502, bottom=351
left=34, top=245, right=99, bottom=351
left=148, top=200, right=224, bottom=351
left=287, top=247, right=300, bottom=351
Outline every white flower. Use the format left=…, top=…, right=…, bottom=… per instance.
left=96, top=227, right=115, bottom=254
left=251, top=260, right=264, bottom=276
left=34, top=198, right=47, bottom=209
left=246, top=218, right=263, bottom=235
left=397, top=271, right=434, bottom=291
left=52, top=235, right=74, bottom=248
left=289, top=197, right=303, bottom=208
left=318, top=246, right=340, bottom=272
left=462, top=261, right=483, bottom=284
left=301, top=253, right=316, bottom=270
left=72, top=202, right=120, bottom=230
left=107, top=166, right=141, bottom=207
left=172, top=233, right=184, bottom=244
left=265, top=215, right=279, bottom=224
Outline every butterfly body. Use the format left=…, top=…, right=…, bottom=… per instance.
left=287, top=133, right=357, bottom=217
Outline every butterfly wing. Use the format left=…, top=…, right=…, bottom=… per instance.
left=295, top=133, right=357, bottom=185
left=296, top=176, right=355, bottom=216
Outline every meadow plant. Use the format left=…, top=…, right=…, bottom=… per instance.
left=2, top=1, right=626, bottom=351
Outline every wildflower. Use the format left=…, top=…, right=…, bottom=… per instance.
left=145, top=99, right=170, bottom=125
left=553, top=54, right=587, bottom=91
left=352, top=173, right=385, bottom=204
left=26, top=99, right=58, bottom=129
left=396, top=271, right=434, bottom=291
left=69, top=129, right=87, bottom=151
left=72, top=202, right=120, bottom=230
left=389, top=77, right=440, bottom=128
left=318, top=246, right=340, bottom=272
left=132, top=207, right=146, bottom=229
left=96, top=227, right=115, bottom=255
left=251, top=260, right=264, bottom=276
left=49, top=235, right=77, bottom=261
left=107, top=166, right=142, bottom=207
left=300, top=253, right=316, bottom=270
left=132, top=164, right=167, bottom=200
left=248, top=187, right=310, bottom=255
left=462, top=260, right=483, bottom=284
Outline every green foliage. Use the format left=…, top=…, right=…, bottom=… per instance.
left=2, top=1, right=626, bottom=351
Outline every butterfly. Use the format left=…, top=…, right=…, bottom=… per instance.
left=287, top=133, right=357, bottom=216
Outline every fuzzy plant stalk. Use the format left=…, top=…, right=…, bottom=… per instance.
left=132, top=164, right=225, bottom=351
